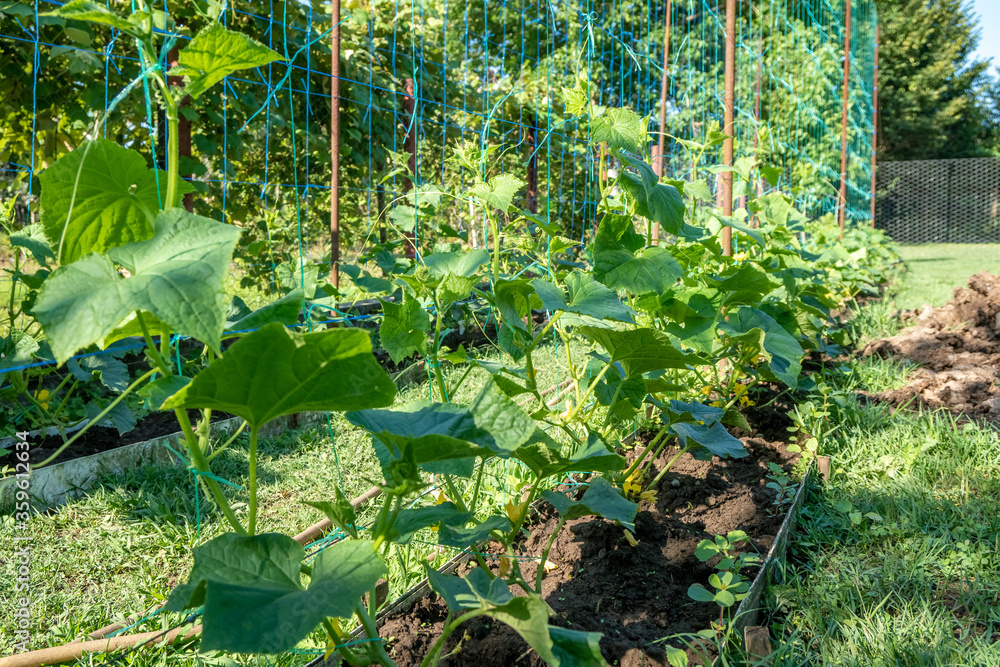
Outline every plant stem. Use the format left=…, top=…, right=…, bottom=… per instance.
left=650, top=444, right=693, bottom=489
left=354, top=604, right=397, bottom=667
left=175, top=407, right=246, bottom=535
left=535, top=516, right=566, bottom=592
left=247, top=427, right=259, bottom=535
left=431, top=294, right=448, bottom=402
left=422, top=611, right=484, bottom=667
left=620, top=424, right=670, bottom=480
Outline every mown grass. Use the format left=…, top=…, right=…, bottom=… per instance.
left=760, top=300, right=1000, bottom=665
left=0, top=341, right=578, bottom=664
left=893, top=243, right=1000, bottom=310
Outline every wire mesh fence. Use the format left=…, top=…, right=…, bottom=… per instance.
left=1, top=0, right=878, bottom=294
left=875, top=158, right=1000, bottom=244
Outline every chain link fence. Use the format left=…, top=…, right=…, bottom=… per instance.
left=876, top=158, right=1000, bottom=243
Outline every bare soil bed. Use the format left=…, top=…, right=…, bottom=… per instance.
left=863, top=272, right=1000, bottom=418
left=378, top=408, right=800, bottom=667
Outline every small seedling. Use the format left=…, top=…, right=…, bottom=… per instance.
left=765, top=461, right=797, bottom=513
left=687, top=531, right=761, bottom=633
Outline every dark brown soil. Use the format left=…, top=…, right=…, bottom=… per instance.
left=378, top=422, right=800, bottom=666
left=0, top=409, right=234, bottom=468
left=862, top=272, right=1000, bottom=418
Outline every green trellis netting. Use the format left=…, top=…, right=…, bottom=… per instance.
left=0, top=0, right=877, bottom=293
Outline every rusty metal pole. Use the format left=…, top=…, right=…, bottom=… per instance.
left=526, top=112, right=538, bottom=214
left=402, top=78, right=417, bottom=259
left=166, top=47, right=193, bottom=213
left=329, top=0, right=341, bottom=287
left=870, top=24, right=879, bottom=228
left=837, top=0, right=853, bottom=232
left=721, top=0, right=736, bottom=256
left=652, top=0, right=672, bottom=245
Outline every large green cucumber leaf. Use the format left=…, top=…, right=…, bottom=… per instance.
left=709, top=263, right=780, bottom=305
left=41, top=0, right=142, bottom=38
left=39, top=139, right=194, bottom=264
left=619, top=172, right=685, bottom=236
left=542, top=476, right=637, bottom=530
left=347, top=379, right=532, bottom=457
left=671, top=421, right=748, bottom=460
left=378, top=292, right=429, bottom=363
left=304, top=485, right=359, bottom=538
left=514, top=430, right=626, bottom=479
left=388, top=502, right=472, bottom=544
left=469, top=174, right=525, bottom=211
left=589, top=108, right=646, bottom=152
left=165, top=534, right=386, bottom=653
left=719, top=307, right=803, bottom=388
left=173, top=23, right=285, bottom=100
left=33, top=209, right=239, bottom=363
left=576, top=326, right=701, bottom=378
left=533, top=272, right=634, bottom=323
left=592, top=215, right=684, bottom=295
left=549, top=626, right=610, bottom=667
left=9, top=223, right=54, bottom=266
left=164, top=322, right=395, bottom=427
left=427, top=566, right=512, bottom=611
left=437, top=514, right=511, bottom=548
left=224, top=290, right=304, bottom=333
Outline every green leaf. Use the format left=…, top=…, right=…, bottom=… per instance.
left=515, top=430, right=626, bottom=479
left=427, top=566, right=513, bottom=612
left=480, top=594, right=557, bottom=664
left=590, top=108, right=647, bottom=152
left=137, top=375, right=190, bottom=410
left=389, top=502, right=472, bottom=543
left=549, top=626, right=610, bottom=667
left=469, top=174, right=525, bottom=211
left=67, top=353, right=128, bottom=392
left=562, top=79, right=590, bottom=116
left=437, top=514, right=511, bottom=549
left=760, top=165, right=783, bottom=187
left=671, top=422, right=748, bottom=459
left=0, top=331, right=40, bottom=373
left=615, top=151, right=658, bottom=196
left=304, top=486, right=359, bottom=538
left=541, top=476, right=637, bottom=530
left=710, top=263, right=780, bottom=305
left=225, top=290, right=303, bottom=332
left=167, top=534, right=386, bottom=653
left=33, top=209, right=239, bottom=364
left=275, top=262, right=319, bottom=299
left=619, top=174, right=685, bottom=236
left=576, top=326, right=699, bottom=378
left=664, top=644, right=689, bottom=667
left=714, top=589, right=736, bottom=607
left=174, top=23, right=285, bottom=99
left=592, top=215, right=684, bottom=295
left=713, top=214, right=765, bottom=246
left=10, top=224, right=54, bottom=265
left=661, top=399, right=725, bottom=426
left=423, top=249, right=489, bottom=279
left=39, top=139, right=191, bottom=264
left=694, top=539, right=721, bottom=562
left=719, top=307, right=803, bottom=388
left=532, top=272, right=634, bottom=323
left=687, top=583, right=716, bottom=603
left=163, top=322, right=396, bottom=428
left=42, top=0, right=138, bottom=36
left=347, top=379, right=534, bottom=463
left=378, top=292, right=429, bottom=363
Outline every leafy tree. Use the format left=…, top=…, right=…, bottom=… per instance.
left=875, top=0, right=999, bottom=160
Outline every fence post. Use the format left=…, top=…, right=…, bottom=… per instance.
left=870, top=24, right=879, bottom=228
left=652, top=0, right=672, bottom=245
left=403, top=78, right=417, bottom=260
left=837, top=0, right=853, bottom=232
left=721, top=0, right=736, bottom=256
left=329, top=0, right=341, bottom=287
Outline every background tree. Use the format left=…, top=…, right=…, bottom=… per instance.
left=875, top=0, right=1000, bottom=160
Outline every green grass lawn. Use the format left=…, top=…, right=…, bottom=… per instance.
left=762, top=287, right=1000, bottom=664
left=893, top=243, right=1000, bottom=310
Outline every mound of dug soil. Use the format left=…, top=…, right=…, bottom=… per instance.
left=863, top=272, right=1000, bottom=417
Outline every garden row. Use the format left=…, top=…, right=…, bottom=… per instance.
left=1, top=9, right=898, bottom=667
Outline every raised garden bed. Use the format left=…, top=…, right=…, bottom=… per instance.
left=308, top=416, right=812, bottom=667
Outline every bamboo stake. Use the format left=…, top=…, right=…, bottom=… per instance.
left=837, top=0, right=853, bottom=231
left=721, top=0, right=736, bottom=256
left=330, top=0, right=341, bottom=286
